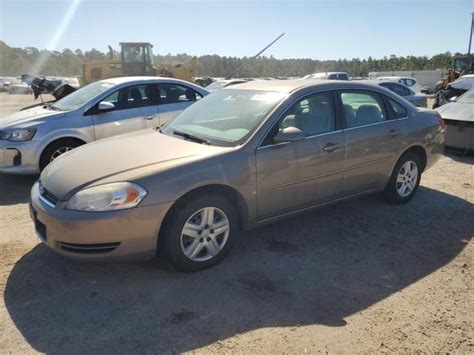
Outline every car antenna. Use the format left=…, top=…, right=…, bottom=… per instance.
left=225, top=32, right=285, bottom=80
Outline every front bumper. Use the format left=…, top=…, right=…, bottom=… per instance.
left=30, top=182, right=173, bottom=261
left=0, top=140, right=40, bottom=174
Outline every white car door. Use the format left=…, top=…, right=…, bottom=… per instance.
left=151, top=83, right=204, bottom=127
left=92, top=84, right=148, bottom=140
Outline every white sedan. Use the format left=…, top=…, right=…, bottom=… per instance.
left=0, top=77, right=209, bottom=174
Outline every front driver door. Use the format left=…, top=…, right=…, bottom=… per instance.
left=92, top=84, right=148, bottom=140
left=256, top=91, right=345, bottom=219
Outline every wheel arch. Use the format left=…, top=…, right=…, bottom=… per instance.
left=392, top=144, right=427, bottom=174
left=161, top=183, right=250, bottom=232
left=37, top=136, right=87, bottom=168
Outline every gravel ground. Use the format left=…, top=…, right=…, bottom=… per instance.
left=0, top=93, right=473, bottom=353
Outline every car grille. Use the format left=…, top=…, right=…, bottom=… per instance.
left=56, top=241, right=121, bottom=254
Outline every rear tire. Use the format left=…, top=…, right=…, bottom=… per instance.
left=160, top=194, right=238, bottom=272
left=39, top=139, right=83, bottom=171
left=384, top=152, right=422, bottom=204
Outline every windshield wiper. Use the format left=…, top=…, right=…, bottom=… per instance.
left=173, top=130, right=211, bottom=145
left=45, top=103, right=61, bottom=111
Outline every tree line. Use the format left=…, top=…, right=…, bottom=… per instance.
left=0, top=41, right=462, bottom=79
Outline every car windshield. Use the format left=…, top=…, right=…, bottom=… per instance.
left=457, top=89, right=474, bottom=104
left=51, top=81, right=114, bottom=111
left=162, top=89, right=287, bottom=146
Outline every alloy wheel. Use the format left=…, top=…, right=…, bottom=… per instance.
left=396, top=160, right=418, bottom=197
left=180, top=207, right=230, bottom=262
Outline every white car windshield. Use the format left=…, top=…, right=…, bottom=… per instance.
left=457, top=89, right=474, bottom=104
left=162, top=89, right=287, bottom=146
left=51, top=81, right=114, bottom=111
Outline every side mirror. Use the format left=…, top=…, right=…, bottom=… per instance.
left=274, top=127, right=305, bottom=144
left=98, top=101, right=115, bottom=113
left=449, top=96, right=458, bottom=102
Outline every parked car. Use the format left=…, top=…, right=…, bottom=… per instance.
left=375, top=81, right=427, bottom=107
left=376, top=76, right=421, bottom=93
left=303, top=72, right=349, bottom=80
left=7, top=78, right=33, bottom=94
left=205, top=79, right=250, bottom=92
left=434, top=74, right=474, bottom=108
left=435, top=88, right=474, bottom=152
left=0, top=77, right=208, bottom=174
left=30, top=80, right=445, bottom=271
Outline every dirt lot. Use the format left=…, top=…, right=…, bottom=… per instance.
left=0, top=93, right=473, bottom=353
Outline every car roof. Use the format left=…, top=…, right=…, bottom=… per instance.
left=100, top=76, right=188, bottom=85
left=228, top=79, right=382, bottom=93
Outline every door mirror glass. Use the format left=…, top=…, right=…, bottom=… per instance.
left=98, top=101, right=115, bottom=113
left=274, top=127, right=305, bottom=143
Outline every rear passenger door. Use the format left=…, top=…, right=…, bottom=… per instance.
left=154, top=83, right=203, bottom=125
left=339, top=90, right=402, bottom=195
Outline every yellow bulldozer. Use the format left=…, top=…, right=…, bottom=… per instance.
left=82, top=42, right=197, bottom=85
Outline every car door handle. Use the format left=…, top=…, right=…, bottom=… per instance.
left=388, top=129, right=399, bottom=137
left=144, top=115, right=154, bottom=120
left=322, top=142, right=342, bottom=153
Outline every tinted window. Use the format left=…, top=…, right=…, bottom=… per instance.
left=391, top=83, right=410, bottom=97
left=279, top=92, right=335, bottom=137
left=340, top=91, right=386, bottom=128
left=159, top=83, right=202, bottom=104
left=338, top=73, right=349, bottom=80
left=387, top=98, right=408, bottom=119
left=401, top=79, right=415, bottom=87
left=101, top=84, right=159, bottom=111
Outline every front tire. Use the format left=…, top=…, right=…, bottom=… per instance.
left=384, top=153, right=422, bottom=204
left=39, top=139, right=83, bottom=171
left=161, top=194, right=238, bottom=271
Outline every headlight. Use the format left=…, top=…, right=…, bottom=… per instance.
left=0, top=128, right=36, bottom=141
left=65, top=182, right=147, bottom=211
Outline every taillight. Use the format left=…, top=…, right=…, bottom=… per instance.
left=435, top=111, right=445, bottom=130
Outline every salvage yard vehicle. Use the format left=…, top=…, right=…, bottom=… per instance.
left=375, top=81, right=427, bottom=107
left=376, top=76, right=422, bottom=93
left=435, top=88, right=474, bottom=152
left=30, top=80, right=445, bottom=271
left=83, top=42, right=198, bottom=84
left=304, top=72, right=349, bottom=80
left=433, top=74, right=474, bottom=108
left=0, top=77, right=208, bottom=174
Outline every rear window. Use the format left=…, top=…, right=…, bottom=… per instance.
left=387, top=98, right=408, bottom=119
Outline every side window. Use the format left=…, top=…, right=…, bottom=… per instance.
left=340, top=91, right=386, bottom=128
left=387, top=98, right=408, bottom=119
left=391, top=84, right=409, bottom=97
left=100, top=84, right=159, bottom=111
left=102, top=90, right=119, bottom=105
left=278, top=92, right=336, bottom=137
left=159, top=84, right=203, bottom=104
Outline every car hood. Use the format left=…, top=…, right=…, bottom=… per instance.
left=436, top=102, right=474, bottom=123
left=0, top=106, right=61, bottom=128
left=41, top=129, right=226, bottom=199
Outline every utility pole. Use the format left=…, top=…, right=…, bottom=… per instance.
left=468, top=13, right=473, bottom=57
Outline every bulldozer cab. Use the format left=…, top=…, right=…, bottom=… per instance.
left=453, top=56, right=474, bottom=75
left=120, top=42, right=156, bottom=76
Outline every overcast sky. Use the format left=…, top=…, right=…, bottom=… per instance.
left=1, top=0, right=473, bottom=60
